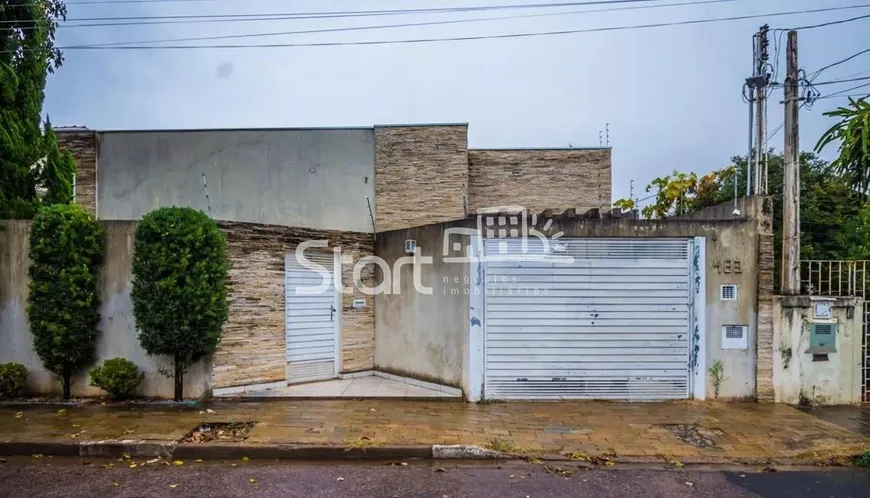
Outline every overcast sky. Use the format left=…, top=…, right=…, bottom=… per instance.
left=44, top=0, right=870, bottom=203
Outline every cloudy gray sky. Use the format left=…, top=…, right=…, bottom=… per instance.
left=44, top=0, right=870, bottom=203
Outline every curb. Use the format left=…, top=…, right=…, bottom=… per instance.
left=0, top=441, right=861, bottom=467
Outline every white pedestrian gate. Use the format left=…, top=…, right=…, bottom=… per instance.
left=285, top=251, right=339, bottom=384
left=484, top=238, right=693, bottom=400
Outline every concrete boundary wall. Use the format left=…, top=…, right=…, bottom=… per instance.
left=0, top=219, right=374, bottom=398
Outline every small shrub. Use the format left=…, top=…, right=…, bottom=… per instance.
left=89, top=358, right=144, bottom=401
left=0, top=362, right=28, bottom=398
left=855, top=450, right=870, bottom=468
left=708, top=360, right=726, bottom=399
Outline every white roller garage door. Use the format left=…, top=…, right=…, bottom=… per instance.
left=484, top=238, right=692, bottom=400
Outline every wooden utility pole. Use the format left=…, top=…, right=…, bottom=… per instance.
left=782, top=30, right=800, bottom=294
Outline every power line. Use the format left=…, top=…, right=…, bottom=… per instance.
left=811, top=76, right=870, bottom=87
left=809, top=47, right=870, bottom=80
left=816, top=82, right=870, bottom=100
left=42, top=4, right=870, bottom=51
left=51, top=0, right=742, bottom=30
left=1, top=0, right=666, bottom=24
left=787, top=12, right=870, bottom=30
left=71, top=0, right=742, bottom=47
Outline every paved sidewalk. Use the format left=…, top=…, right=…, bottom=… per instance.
left=0, top=400, right=867, bottom=463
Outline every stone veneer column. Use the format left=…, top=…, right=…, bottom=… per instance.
left=374, top=125, right=468, bottom=232
left=56, top=129, right=98, bottom=216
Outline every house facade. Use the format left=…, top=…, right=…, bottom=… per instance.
left=2, top=123, right=809, bottom=402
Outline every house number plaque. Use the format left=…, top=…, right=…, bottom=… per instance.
left=712, top=260, right=742, bottom=274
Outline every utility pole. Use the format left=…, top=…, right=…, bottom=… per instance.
left=782, top=30, right=800, bottom=295
left=746, top=38, right=756, bottom=197
left=755, top=25, right=770, bottom=194
left=599, top=130, right=603, bottom=147
left=605, top=123, right=610, bottom=147
left=755, top=24, right=770, bottom=194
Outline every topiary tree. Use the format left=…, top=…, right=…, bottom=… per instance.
left=27, top=204, right=103, bottom=399
left=131, top=207, right=228, bottom=400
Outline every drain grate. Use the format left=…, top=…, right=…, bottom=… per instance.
left=181, top=421, right=256, bottom=443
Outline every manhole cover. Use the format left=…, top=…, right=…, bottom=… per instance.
left=660, top=424, right=725, bottom=449
left=181, top=422, right=256, bottom=443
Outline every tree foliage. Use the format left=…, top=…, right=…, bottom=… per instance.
left=0, top=0, right=73, bottom=219
left=27, top=204, right=103, bottom=399
left=620, top=152, right=862, bottom=291
left=131, top=207, right=228, bottom=400
left=630, top=167, right=736, bottom=219
left=816, top=96, right=870, bottom=197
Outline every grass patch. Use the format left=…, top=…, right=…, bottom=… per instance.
left=854, top=450, right=870, bottom=468
left=181, top=422, right=256, bottom=443
left=346, top=436, right=386, bottom=449
left=485, top=438, right=520, bottom=454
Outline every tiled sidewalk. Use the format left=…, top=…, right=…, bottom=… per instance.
left=1, top=400, right=867, bottom=462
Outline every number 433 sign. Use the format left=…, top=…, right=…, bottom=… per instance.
left=712, top=259, right=742, bottom=274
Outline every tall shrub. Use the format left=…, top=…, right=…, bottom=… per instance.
left=27, top=204, right=103, bottom=399
left=131, top=207, right=228, bottom=400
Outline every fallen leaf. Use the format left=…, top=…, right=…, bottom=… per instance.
left=146, top=458, right=159, bottom=464
left=57, top=409, right=67, bottom=415
left=206, top=409, right=215, bottom=414
left=195, top=459, right=203, bottom=463
left=685, top=481, right=694, bottom=487
left=14, top=412, right=23, bottom=419
left=103, top=463, right=114, bottom=469
left=70, top=434, right=80, bottom=438
left=669, top=459, right=685, bottom=468
left=739, top=474, right=746, bottom=478
left=199, top=411, right=205, bottom=415
left=112, top=482, right=119, bottom=488
left=400, top=462, right=408, bottom=466
left=231, top=463, right=237, bottom=467
left=122, top=453, right=131, bottom=460
left=434, top=467, right=446, bottom=473
left=0, top=458, right=6, bottom=464
left=249, top=478, right=257, bottom=483
left=173, top=460, right=184, bottom=466
left=509, top=474, right=515, bottom=478
left=122, top=429, right=135, bottom=435
left=605, top=461, right=615, bottom=467
left=128, top=463, right=137, bottom=469
left=336, top=477, right=345, bottom=482
left=242, top=456, right=249, bottom=461
left=169, top=484, right=178, bottom=489
left=32, top=454, right=43, bottom=459
left=72, top=424, right=81, bottom=428
left=369, top=408, right=376, bottom=412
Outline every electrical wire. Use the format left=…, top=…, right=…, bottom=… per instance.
left=809, top=47, right=870, bottom=81
left=815, top=82, right=870, bottom=100
left=810, top=76, right=870, bottom=87
left=787, top=12, right=870, bottom=30
left=41, top=4, right=870, bottom=51
left=47, top=0, right=747, bottom=47
left=1, top=0, right=668, bottom=24
left=49, top=0, right=743, bottom=30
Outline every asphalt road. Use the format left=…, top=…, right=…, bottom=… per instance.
left=0, top=457, right=868, bottom=497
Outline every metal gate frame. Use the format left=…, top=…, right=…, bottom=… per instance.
left=800, top=260, right=870, bottom=402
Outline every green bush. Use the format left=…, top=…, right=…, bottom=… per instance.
left=0, top=362, right=28, bottom=398
left=132, top=207, right=228, bottom=400
left=27, top=204, right=103, bottom=399
left=89, top=358, right=144, bottom=401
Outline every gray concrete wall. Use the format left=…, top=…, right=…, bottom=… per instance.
left=373, top=202, right=766, bottom=400
left=0, top=220, right=210, bottom=399
left=374, top=224, right=469, bottom=388
left=97, top=128, right=375, bottom=232
left=773, top=296, right=863, bottom=405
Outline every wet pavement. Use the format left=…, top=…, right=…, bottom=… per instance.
left=0, top=457, right=868, bottom=497
left=0, top=400, right=867, bottom=462
left=800, top=406, right=870, bottom=437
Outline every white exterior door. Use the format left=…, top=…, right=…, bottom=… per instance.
left=285, top=251, right=339, bottom=384
left=484, top=238, right=692, bottom=400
